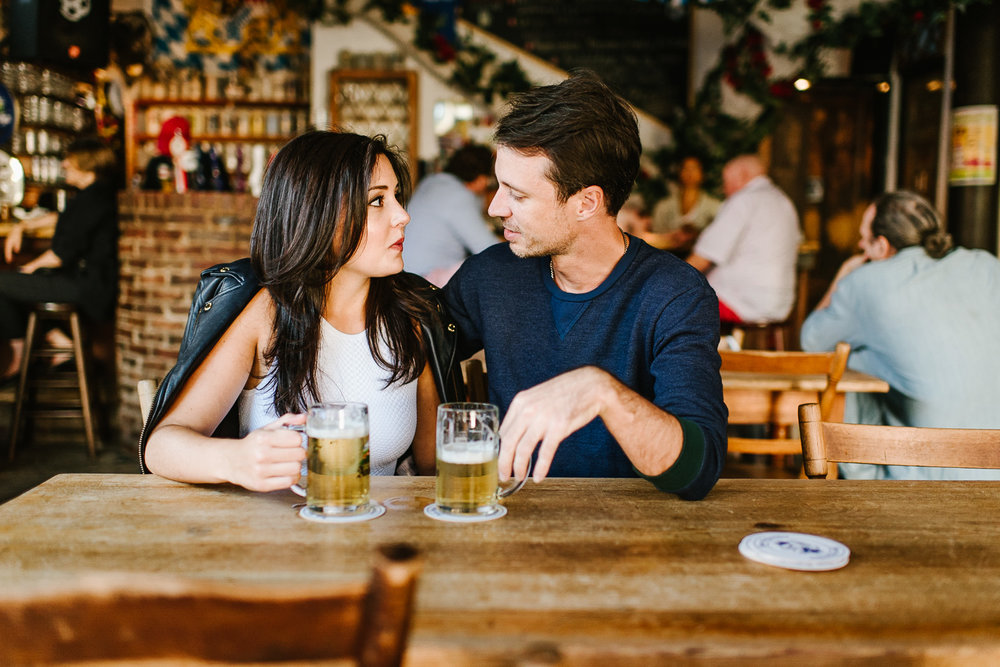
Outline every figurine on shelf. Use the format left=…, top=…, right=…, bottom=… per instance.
left=141, top=116, right=196, bottom=193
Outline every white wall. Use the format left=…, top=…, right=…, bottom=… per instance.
left=310, top=16, right=674, bottom=161
left=311, top=21, right=459, bottom=163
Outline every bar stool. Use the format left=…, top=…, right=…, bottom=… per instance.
left=8, top=302, right=98, bottom=461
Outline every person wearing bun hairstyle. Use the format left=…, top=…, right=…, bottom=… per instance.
left=800, top=190, right=1000, bottom=480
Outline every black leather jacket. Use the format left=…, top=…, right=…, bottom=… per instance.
left=138, top=258, right=465, bottom=472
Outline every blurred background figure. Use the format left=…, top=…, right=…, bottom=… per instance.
left=0, top=136, right=119, bottom=383
left=801, top=190, right=1000, bottom=480
left=687, top=154, right=800, bottom=325
left=642, top=155, right=720, bottom=254
left=140, top=116, right=194, bottom=193
left=616, top=193, right=652, bottom=236
left=402, top=143, right=500, bottom=287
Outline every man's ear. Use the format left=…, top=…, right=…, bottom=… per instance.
left=868, top=235, right=896, bottom=261
left=574, top=185, right=605, bottom=220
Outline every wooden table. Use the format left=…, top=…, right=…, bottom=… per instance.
left=2, top=474, right=999, bottom=664
left=723, top=368, right=889, bottom=424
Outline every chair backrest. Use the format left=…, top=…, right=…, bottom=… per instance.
left=798, top=402, right=1000, bottom=479
left=137, top=378, right=159, bottom=424
left=463, top=357, right=488, bottom=403
left=720, top=341, right=850, bottom=458
left=0, top=543, right=421, bottom=666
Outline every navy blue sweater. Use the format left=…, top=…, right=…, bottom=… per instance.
left=443, top=237, right=727, bottom=500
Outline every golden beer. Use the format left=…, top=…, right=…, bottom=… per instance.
left=306, top=431, right=370, bottom=513
left=435, top=445, right=499, bottom=514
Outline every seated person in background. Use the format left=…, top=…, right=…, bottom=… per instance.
left=615, top=193, right=652, bottom=235
left=443, top=71, right=727, bottom=501
left=801, top=190, right=1000, bottom=480
left=642, top=156, right=721, bottom=253
left=0, top=136, right=118, bottom=383
left=687, top=154, right=801, bottom=324
left=401, top=143, right=500, bottom=286
left=142, top=131, right=465, bottom=490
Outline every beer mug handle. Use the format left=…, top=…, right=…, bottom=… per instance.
left=284, top=423, right=307, bottom=497
left=497, top=445, right=529, bottom=499
left=498, top=474, right=527, bottom=499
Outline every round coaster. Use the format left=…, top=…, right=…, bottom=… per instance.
left=298, top=502, right=386, bottom=523
left=423, top=503, right=507, bottom=523
left=738, top=531, right=850, bottom=571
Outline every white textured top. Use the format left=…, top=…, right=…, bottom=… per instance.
left=693, top=175, right=801, bottom=322
left=238, top=319, right=417, bottom=476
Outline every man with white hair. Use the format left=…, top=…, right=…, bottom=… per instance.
left=687, top=154, right=801, bottom=324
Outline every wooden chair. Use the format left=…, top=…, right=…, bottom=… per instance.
left=0, top=543, right=421, bottom=666
left=721, top=341, right=850, bottom=474
left=137, top=377, right=158, bottom=424
left=798, top=402, right=1000, bottom=479
left=462, top=357, right=488, bottom=403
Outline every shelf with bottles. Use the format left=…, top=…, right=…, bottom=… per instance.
left=133, top=138, right=284, bottom=195
left=134, top=68, right=308, bottom=106
left=133, top=104, right=308, bottom=141
left=0, top=61, right=96, bottom=190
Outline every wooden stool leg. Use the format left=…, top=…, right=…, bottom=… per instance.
left=9, top=312, right=38, bottom=462
left=69, top=312, right=97, bottom=458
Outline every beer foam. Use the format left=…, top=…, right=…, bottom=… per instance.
left=438, top=445, right=494, bottom=465
left=307, top=427, right=368, bottom=439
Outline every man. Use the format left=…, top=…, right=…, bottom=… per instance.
left=443, top=72, right=726, bottom=500
left=687, top=154, right=801, bottom=324
left=401, top=143, right=499, bottom=286
left=801, top=190, right=1000, bottom=480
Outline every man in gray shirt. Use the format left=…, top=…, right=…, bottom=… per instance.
left=402, top=144, right=499, bottom=285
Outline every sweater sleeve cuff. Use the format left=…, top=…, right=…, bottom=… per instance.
left=635, top=417, right=706, bottom=493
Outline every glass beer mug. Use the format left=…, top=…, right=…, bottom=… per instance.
left=426, top=402, right=526, bottom=522
left=291, top=402, right=385, bottom=522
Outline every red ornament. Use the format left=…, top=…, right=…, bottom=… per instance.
left=769, top=81, right=795, bottom=99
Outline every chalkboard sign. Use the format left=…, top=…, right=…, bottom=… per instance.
left=459, top=0, right=688, bottom=122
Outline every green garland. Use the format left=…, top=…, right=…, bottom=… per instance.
left=319, top=0, right=532, bottom=104
left=656, top=0, right=991, bottom=191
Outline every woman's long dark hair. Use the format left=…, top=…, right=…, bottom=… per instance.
left=250, top=130, right=435, bottom=414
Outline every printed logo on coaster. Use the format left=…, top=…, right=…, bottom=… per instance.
left=739, top=531, right=850, bottom=571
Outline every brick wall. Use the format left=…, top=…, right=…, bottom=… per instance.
left=117, top=191, right=257, bottom=448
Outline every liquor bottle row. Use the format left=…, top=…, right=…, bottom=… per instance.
left=135, top=140, right=285, bottom=195
left=134, top=105, right=311, bottom=141
left=134, top=70, right=307, bottom=104
left=0, top=62, right=77, bottom=102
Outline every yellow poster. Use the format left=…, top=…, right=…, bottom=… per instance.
left=950, top=105, right=997, bottom=186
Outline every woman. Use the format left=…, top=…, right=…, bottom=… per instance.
left=1, top=136, right=118, bottom=381
left=801, top=190, right=1000, bottom=480
left=639, top=156, right=720, bottom=253
left=142, top=131, right=464, bottom=490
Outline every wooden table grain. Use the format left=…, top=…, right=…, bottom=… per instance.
left=2, top=474, right=999, bottom=665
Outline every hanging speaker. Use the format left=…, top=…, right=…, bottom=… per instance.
left=10, top=0, right=110, bottom=70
